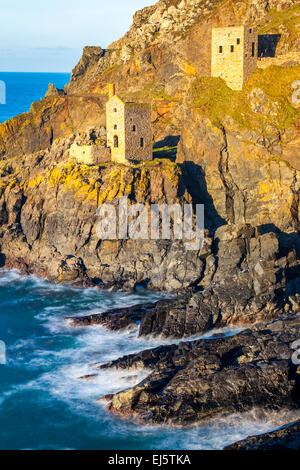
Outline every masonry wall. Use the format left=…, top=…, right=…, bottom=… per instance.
left=211, top=26, right=245, bottom=90
left=70, top=143, right=95, bottom=164
left=211, top=26, right=258, bottom=91
left=106, top=96, right=126, bottom=164
left=70, top=143, right=111, bottom=164
left=243, top=27, right=258, bottom=86
left=124, top=104, right=153, bottom=162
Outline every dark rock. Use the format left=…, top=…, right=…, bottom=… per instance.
left=65, top=224, right=299, bottom=338
left=67, top=300, right=172, bottom=330
left=101, top=313, right=300, bottom=425
left=225, top=419, right=300, bottom=450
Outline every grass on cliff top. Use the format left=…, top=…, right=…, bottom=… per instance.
left=126, top=80, right=182, bottom=106
left=191, top=63, right=300, bottom=131
left=258, top=4, right=300, bottom=42
left=153, top=145, right=178, bottom=161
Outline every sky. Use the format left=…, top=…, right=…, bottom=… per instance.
left=0, top=0, right=154, bottom=73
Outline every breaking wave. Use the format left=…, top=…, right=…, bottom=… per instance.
left=0, top=269, right=298, bottom=450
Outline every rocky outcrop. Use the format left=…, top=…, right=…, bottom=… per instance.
left=1, top=118, right=298, bottom=297
left=225, top=419, right=300, bottom=450
left=0, top=143, right=208, bottom=291
left=2, top=0, right=299, bottom=159
left=45, top=83, right=66, bottom=98
left=67, top=0, right=300, bottom=95
left=67, top=300, right=170, bottom=330
left=68, top=47, right=105, bottom=85
left=0, top=0, right=298, bottom=295
left=97, top=313, right=300, bottom=425
left=69, top=222, right=299, bottom=338
left=177, top=108, right=300, bottom=232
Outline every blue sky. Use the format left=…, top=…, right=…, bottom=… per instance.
left=0, top=1, right=154, bottom=72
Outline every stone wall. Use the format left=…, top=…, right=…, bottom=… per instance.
left=106, top=96, right=153, bottom=163
left=243, top=26, right=258, bottom=85
left=106, top=96, right=126, bottom=164
left=70, top=143, right=111, bottom=164
left=125, top=104, right=153, bottom=161
left=211, top=25, right=258, bottom=90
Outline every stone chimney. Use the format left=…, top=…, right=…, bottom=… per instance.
left=108, top=83, right=116, bottom=99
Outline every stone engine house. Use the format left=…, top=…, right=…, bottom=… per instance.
left=211, top=25, right=258, bottom=90
left=106, top=84, right=153, bottom=164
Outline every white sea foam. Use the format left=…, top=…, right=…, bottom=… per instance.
left=156, top=409, right=300, bottom=450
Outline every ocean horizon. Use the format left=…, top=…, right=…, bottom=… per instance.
left=0, top=72, right=71, bottom=124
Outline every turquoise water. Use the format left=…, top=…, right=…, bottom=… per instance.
left=0, top=72, right=70, bottom=123
left=0, top=269, right=298, bottom=450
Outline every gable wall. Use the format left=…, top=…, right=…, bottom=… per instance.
left=106, top=96, right=126, bottom=163
left=124, top=105, right=153, bottom=162
left=211, top=26, right=245, bottom=90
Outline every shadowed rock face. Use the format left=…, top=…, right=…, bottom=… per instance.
left=67, top=301, right=171, bottom=331
left=225, top=419, right=300, bottom=450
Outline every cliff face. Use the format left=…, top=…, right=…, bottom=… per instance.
left=0, top=140, right=199, bottom=291
left=0, top=0, right=299, bottom=294
left=0, top=94, right=106, bottom=160
left=177, top=102, right=300, bottom=233
left=2, top=0, right=299, bottom=157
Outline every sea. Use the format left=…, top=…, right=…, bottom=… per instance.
left=0, top=72, right=71, bottom=123
left=0, top=74, right=298, bottom=450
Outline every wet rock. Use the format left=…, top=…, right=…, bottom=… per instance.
left=57, top=256, right=89, bottom=284
left=225, top=419, right=300, bottom=450
left=67, top=300, right=173, bottom=330
left=102, top=313, right=300, bottom=425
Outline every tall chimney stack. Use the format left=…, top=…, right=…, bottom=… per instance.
left=108, top=83, right=115, bottom=99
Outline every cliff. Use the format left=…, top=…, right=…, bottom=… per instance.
left=0, top=140, right=193, bottom=291
left=0, top=0, right=298, bottom=291
left=0, top=1, right=299, bottom=218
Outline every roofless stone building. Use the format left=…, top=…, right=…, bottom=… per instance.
left=211, top=25, right=258, bottom=90
left=106, top=84, right=153, bottom=164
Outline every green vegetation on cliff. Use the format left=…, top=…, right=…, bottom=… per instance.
left=191, top=64, right=300, bottom=131
left=258, top=4, right=300, bottom=43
